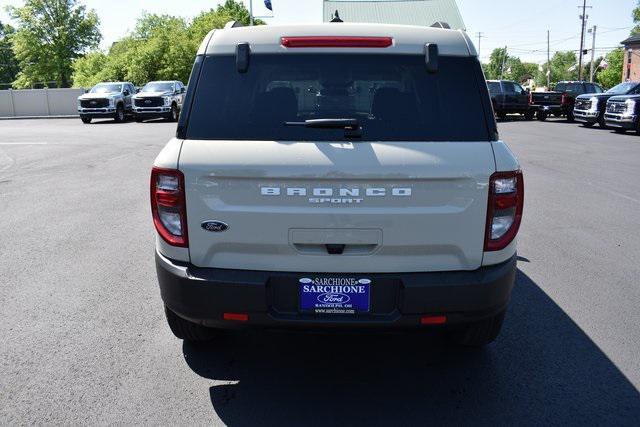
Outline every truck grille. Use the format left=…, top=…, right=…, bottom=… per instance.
left=574, top=99, right=592, bottom=111
left=607, top=101, right=627, bottom=114
left=80, top=99, right=109, bottom=108
left=135, top=97, right=164, bottom=108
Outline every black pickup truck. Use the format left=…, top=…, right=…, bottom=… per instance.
left=487, top=80, right=534, bottom=120
left=530, top=81, right=604, bottom=122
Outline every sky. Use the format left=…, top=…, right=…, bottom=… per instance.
left=0, top=0, right=637, bottom=64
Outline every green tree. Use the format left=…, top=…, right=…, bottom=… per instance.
left=596, top=48, right=624, bottom=89
left=71, top=51, right=107, bottom=87
left=8, top=0, right=101, bottom=88
left=484, top=48, right=509, bottom=80
left=0, top=22, right=20, bottom=86
left=535, top=51, right=578, bottom=85
left=632, top=1, right=640, bottom=36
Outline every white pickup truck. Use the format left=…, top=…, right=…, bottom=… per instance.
left=151, top=22, right=524, bottom=347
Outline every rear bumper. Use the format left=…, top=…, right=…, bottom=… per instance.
left=605, top=113, right=637, bottom=129
left=156, top=251, right=517, bottom=330
left=531, top=104, right=564, bottom=113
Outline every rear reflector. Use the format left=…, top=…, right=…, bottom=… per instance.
left=421, top=315, right=447, bottom=325
left=223, top=313, right=249, bottom=322
left=281, top=36, right=393, bottom=48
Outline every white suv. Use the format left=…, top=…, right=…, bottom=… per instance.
left=151, top=23, right=523, bottom=347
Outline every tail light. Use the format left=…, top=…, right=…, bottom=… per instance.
left=151, top=167, right=188, bottom=247
left=281, top=36, right=393, bottom=48
left=485, top=171, right=524, bottom=251
left=528, top=92, right=533, bottom=105
left=561, top=94, right=568, bottom=105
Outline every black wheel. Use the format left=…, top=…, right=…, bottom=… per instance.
left=167, top=104, right=179, bottom=122
left=447, top=310, right=506, bottom=347
left=114, top=104, right=125, bottom=123
left=537, top=111, right=548, bottom=121
left=566, top=110, right=575, bottom=122
left=164, top=306, right=220, bottom=342
left=80, top=116, right=92, bottom=124
left=598, top=115, right=607, bottom=129
left=524, top=110, right=535, bottom=121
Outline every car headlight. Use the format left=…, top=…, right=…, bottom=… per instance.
left=108, top=97, right=115, bottom=107
left=589, top=97, right=599, bottom=111
left=163, top=96, right=171, bottom=106
left=625, top=99, right=636, bottom=115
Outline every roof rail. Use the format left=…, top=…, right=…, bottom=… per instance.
left=224, top=21, right=245, bottom=29
left=430, top=21, right=451, bottom=29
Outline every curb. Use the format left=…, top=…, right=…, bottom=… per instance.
left=0, top=115, right=79, bottom=120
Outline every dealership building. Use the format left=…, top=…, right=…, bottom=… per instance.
left=322, top=0, right=466, bottom=30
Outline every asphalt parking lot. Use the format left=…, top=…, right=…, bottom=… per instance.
left=1, top=117, right=639, bottom=425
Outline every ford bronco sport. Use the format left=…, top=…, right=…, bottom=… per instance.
left=151, top=23, right=524, bottom=347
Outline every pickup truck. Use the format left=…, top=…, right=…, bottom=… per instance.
left=133, top=80, right=186, bottom=122
left=487, top=80, right=534, bottom=120
left=574, top=81, right=640, bottom=128
left=604, top=94, right=640, bottom=133
left=530, top=81, right=603, bottom=122
left=151, top=23, right=523, bottom=347
left=77, top=82, right=136, bottom=124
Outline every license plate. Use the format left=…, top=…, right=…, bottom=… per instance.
left=299, top=277, right=371, bottom=314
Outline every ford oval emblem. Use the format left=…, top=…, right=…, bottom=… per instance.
left=201, top=220, right=229, bottom=232
left=318, top=293, right=351, bottom=304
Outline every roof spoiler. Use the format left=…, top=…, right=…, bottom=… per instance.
left=225, top=21, right=245, bottom=29
left=430, top=21, right=451, bottom=29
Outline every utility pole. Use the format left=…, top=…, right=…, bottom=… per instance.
left=500, top=46, right=508, bottom=79
left=249, top=0, right=254, bottom=26
left=547, top=30, right=551, bottom=88
left=577, top=0, right=592, bottom=81
left=476, top=32, right=483, bottom=58
left=589, top=26, right=597, bottom=82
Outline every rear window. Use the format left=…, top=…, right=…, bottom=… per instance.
left=185, top=54, right=491, bottom=141
left=555, top=83, right=583, bottom=94
left=487, top=82, right=501, bottom=95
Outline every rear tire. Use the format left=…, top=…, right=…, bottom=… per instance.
left=114, top=104, right=125, bottom=123
left=80, top=116, right=92, bottom=124
left=447, top=310, right=506, bottom=347
left=598, top=115, right=607, bottom=129
left=524, top=110, right=535, bottom=121
left=537, top=111, right=548, bottom=121
left=566, top=111, right=575, bottom=122
left=164, top=306, right=221, bottom=342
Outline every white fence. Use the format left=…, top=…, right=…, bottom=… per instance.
left=0, top=88, right=85, bottom=118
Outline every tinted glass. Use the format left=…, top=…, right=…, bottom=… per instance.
left=487, top=81, right=501, bottom=95
left=90, top=84, right=122, bottom=94
left=555, top=83, right=583, bottom=93
left=186, top=54, right=491, bottom=142
left=501, top=82, right=516, bottom=94
left=142, top=82, right=175, bottom=93
left=606, top=82, right=640, bottom=95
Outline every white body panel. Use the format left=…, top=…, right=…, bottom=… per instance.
left=178, top=140, right=496, bottom=273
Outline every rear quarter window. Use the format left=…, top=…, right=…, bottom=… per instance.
left=185, top=54, right=493, bottom=142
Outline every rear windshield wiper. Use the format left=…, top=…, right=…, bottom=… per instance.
left=285, top=118, right=362, bottom=138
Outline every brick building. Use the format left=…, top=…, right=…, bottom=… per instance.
left=621, top=35, right=640, bottom=82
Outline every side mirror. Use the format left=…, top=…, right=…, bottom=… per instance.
left=181, top=87, right=186, bottom=93
left=123, top=90, right=130, bottom=96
